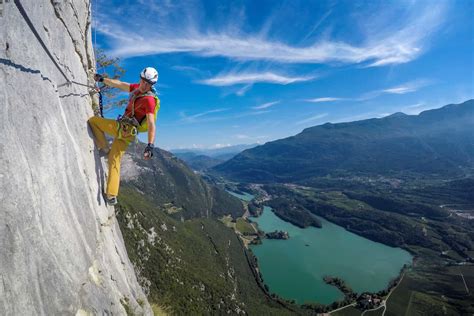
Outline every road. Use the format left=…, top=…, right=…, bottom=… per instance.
left=328, top=302, right=356, bottom=314
left=459, top=267, right=470, bottom=294
left=381, top=271, right=406, bottom=316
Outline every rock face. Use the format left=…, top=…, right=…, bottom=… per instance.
left=0, top=1, right=151, bottom=315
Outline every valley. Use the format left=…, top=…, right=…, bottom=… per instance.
left=217, top=177, right=474, bottom=315
left=115, top=100, right=474, bottom=314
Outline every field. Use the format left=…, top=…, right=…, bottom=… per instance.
left=363, top=308, right=383, bottom=316
left=385, top=266, right=473, bottom=315
left=332, top=265, right=474, bottom=316
left=452, top=265, right=474, bottom=294
left=219, top=215, right=235, bottom=228
left=236, top=217, right=256, bottom=234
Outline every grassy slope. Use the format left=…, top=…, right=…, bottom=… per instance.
left=123, top=148, right=244, bottom=220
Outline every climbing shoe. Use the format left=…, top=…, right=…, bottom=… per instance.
left=105, top=195, right=117, bottom=206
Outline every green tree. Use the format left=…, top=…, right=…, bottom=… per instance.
left=93, top=48, right=127, bottom=115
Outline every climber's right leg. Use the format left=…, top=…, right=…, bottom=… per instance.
left=87, top=116, right=119, bottom=151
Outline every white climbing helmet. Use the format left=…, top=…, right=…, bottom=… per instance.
left=140, top=67, right=159, bottom=85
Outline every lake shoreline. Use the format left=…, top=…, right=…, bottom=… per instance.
left=226, top=189, right=412, bottom=307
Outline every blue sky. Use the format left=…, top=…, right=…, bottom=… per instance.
left=93, top=0, right=473, bottom=150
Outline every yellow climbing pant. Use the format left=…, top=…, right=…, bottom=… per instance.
left=88, top=116, right=135, bottom=197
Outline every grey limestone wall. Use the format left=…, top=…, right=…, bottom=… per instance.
left=0, top=0, right=151, bottom=315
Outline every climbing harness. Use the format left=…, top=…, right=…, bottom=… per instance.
left=116, top=90, right=152, bottom=140
left=117, top=115, right=139, bottom=139
left=115, top=88, right=160, bottom=145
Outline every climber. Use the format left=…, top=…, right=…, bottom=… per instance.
left=88, top=67, right=160, bottom=206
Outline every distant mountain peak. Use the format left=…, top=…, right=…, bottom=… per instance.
left=386, top=112, right=408, bottom=118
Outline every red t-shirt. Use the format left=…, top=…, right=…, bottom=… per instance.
left=124, top=83, right=156, bottom=123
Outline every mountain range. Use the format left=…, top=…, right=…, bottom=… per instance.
left=172, top=143, right=259, bottom=171
left=213, top=100, right=474, bottom=183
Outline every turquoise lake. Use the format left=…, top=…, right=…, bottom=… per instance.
left=249, top=206, right=413, bottom=305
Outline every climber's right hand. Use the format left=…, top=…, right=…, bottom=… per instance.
left=94, top=73, right=105, bottom=82
left=144, top=143, right=154, bottom=160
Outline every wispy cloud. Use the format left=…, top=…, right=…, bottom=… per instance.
left=400, top=102, right=437, bottom=115
left=98, top=1, right=447, bottom=67
left=382, top=86, right=418, bottom=94
left=172, top=65, right=201, bottom=73
left=304, top=97, right=344, bottom=103
left=239, top=110, right=272, bottom=117
left=198, top=72, right=315, bottom=86
left=177, top=143, right=233, bottom=150
left=136, top=0, right=177, bottom=17
left=381, top=81, right=429, bottom=94
left=173, top=107, right=272, bottom=125
left=234, top=134, right=268, bottom=140
left=180, top=108, right=229, bottom=123
left=210, top=143, right=232, bottom=149
left=236, top=84, right=252, bottom=96
left=405, top=102, right=425, bottom=109
left=296, top=113, right=328, bottom=125
left=300, top=9, right=333, bottom=43
left=360, top=80, right=431, bottom=100
left=252, top=101, right=280, bottom=110
left=304, top=80, right=431, bottom=104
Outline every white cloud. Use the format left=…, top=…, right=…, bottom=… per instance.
left=198, top=72, right=315, bottom=86
left=360, top=80, right=430, bottom=100
left=173, top=107, right=273, bottom=125
left=236, top=84, right=252, bottom=96
left=296, top=113, right=328, bottom=125
left=210, top=143, right=233, bottom=149
left=405, top=102, right=425, bottom=109
left=98, top=1, right=447, bottom=67
left=252, top=101, right=280, bottom=110
left=172, top=65, right=201, bottom=72
left=382, top=81, right=428, bottom=94
left=235, top=134, right=250, bottom=139
left=304, top=97, right=343, bottom=103
left=234, top=134, right=268, bottom=140
left=303, top=80, right=430, bottom=104
left=180, top=108, right=229, bottom=122
left=382, top=87, right=417, bottom=94
left=184, top=143, right=233, bottom=149
left=400, top=102, right=438, bottom=115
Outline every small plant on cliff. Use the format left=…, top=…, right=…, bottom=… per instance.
left=93, top=48, right=127, bottom=114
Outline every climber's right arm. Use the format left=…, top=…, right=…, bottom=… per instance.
left=94, top=74, right=130, bottom=92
